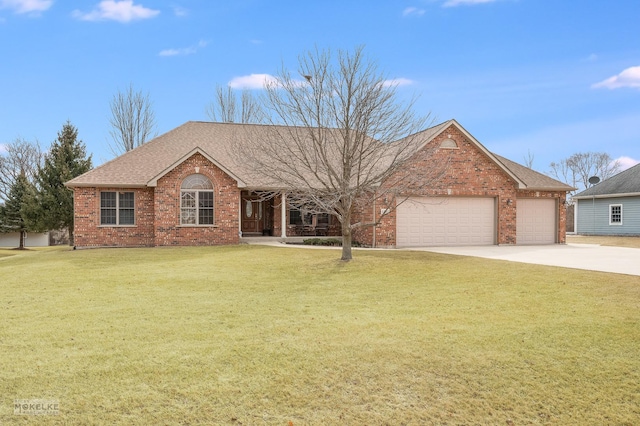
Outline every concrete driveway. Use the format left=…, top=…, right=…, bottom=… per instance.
left=408, top=244, right=640, bottom=276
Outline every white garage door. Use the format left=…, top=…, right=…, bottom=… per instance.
left=397, top=197, right=495, bottom=247
left=516, top=198, right=556, bottom=244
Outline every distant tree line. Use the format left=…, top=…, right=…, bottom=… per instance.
left=549, top=152, right=620, bottom=196
left=0, top=122, right=92, bottom=249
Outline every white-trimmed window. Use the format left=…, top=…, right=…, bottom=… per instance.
left=100, top=191, right=135, bottom=225
left=609, top=204, right=622, bottom=225
left=180, top=174, right=214, bottom=225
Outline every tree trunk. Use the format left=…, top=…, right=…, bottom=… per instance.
left=68, top=226, right=74, bottom=246
left=18, top=230, right=25, bottom=249
left=340, top=208, right=353, bottom=261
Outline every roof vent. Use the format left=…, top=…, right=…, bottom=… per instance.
left=440, top=138, right=458, bottom=149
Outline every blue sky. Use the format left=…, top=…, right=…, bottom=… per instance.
left=1, top=0, right=639, bottom=174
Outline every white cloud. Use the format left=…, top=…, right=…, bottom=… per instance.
left=228, top=74, right=277, bottom=89
left=0, top=0, right=53, bottom=14
left=383, top=78, right=414, bottom=87
left=402, top=7, right=425, bottom=17
left=159, top=40, right=208, bottom=57
left=72, top=1, right=159, bottom=23
left=158, top=48, right=184, bottom=57
left=443, top=0, right=496, bottom=7
left=615, top=156, right=640, bottom=171
left=592, top=66, right=640, bottom=90
left=172, top=6, right=188, bottom=17
left=586, top=53, right=598, bottom=62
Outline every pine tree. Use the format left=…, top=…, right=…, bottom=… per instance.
left=0, top=174, right=33, bottom=249
left=25, top=121, right=92, bottom=244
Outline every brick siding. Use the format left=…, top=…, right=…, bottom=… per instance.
left=353, top=124, right=567, bottom=247
left=72, top=187, right=155, bottom=247
left=73, top=153, right=240, bottom=248
left=73, top=126, right=567, bottom=248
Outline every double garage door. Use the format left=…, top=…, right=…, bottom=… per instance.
left=397, top=197, right=495, bottom=247
left=396, top=197, right=557, bottom=247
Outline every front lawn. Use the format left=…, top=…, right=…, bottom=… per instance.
left=568, top=234, right=640, bottom=249
left=1, top=245, right=639, bottom=424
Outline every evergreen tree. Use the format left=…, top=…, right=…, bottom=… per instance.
left=25, top=121, right=92, bottom=244
left=0, top=174, right=34, bottom=249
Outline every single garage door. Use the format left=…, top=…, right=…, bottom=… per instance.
left=397, top=197, right=496, bottom=247
left=516, top=198, right=556, bottom=244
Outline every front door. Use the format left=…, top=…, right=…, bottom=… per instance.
left=241, top=195, right=273, bottom=235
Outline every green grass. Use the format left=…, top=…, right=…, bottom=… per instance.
left=1, top=245, right=639, bottom=425
left=568, top=234, right=640, bottom=249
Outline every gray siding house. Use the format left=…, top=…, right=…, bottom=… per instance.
left=573, top=163, right=640, bottom=235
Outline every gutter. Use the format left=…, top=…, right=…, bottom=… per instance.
left=573, top=192, right=640, bottom=200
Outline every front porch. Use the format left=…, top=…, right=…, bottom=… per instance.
left=240, top=190, right=341, bottom=238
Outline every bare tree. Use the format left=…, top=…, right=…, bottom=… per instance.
left=234, top=46, right=445, bottom=261
left=206, top=85, right=263, bottom=123
left=523, top=149, right=535, bottom=169
left=549, top=152, right=620, bottom=195
left=109, top=84, right=157, bottom=155
left=0, top=138, right=42, bottom=202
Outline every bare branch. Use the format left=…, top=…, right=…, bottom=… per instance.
left=0, top=138, right=42, bottom=201
left=109, top=84, right=157, bottom=156
left=230, top=46, right=445, bottom=260
left=549, top=151, right=620, bottom=195
left=523, top=149, right=534, bottom=169
left=206, top=85, right=264, bottom=123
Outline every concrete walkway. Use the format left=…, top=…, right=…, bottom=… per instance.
left=410, top=244, right=640, bottom=276
left=242, top=237, right=640, bottom=276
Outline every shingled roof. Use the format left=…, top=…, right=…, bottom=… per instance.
left=65, top=120, right=574, bottom=192
left=573, top=163, right=640, bottom=198
left=65, top=121, right=287, bottom=188
left=493, top=154, right=575, bottom=191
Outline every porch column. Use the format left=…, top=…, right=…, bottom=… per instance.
left=281, top=191, right=287, bottom=238
left=238, top=192, right=243, bottom=238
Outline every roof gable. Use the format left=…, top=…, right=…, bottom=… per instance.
left=146, top=147, right=246, bottom=187
left=408, top=119, right=573, bottom=191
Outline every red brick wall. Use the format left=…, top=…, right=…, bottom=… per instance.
left=73, top=153, right=241, bottom=248
left=73, top=187, right=155, bottom=247
left=73, top=125, right=567, bottom=248
left=154, top=153, right=240, bottom=246
left=353, top=124, right=565, bottom=247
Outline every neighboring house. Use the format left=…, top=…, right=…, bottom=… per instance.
left=65, top=119, right=573, bottom=248
left=573, top=163, right=640, bottom=235
left=0, top=232, right=50, bottom=248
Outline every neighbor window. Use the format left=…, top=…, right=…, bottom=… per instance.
left=609, top=204, right=622, bottom=225
left=100, top=192, right=135, bottom=225
left=180, top=174, right=214, bottom=225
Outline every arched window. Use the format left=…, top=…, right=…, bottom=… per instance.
left=440, top=138, right=458, bottom=149
left=180, top=174, right=214, bottom=225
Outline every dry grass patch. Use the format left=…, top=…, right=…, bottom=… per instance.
left=568, top=234, right=640, bottom=249
left=1, top=245, right=639, bottom=424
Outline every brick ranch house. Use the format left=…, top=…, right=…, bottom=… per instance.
left=65, top=119, right=573, bottom=248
